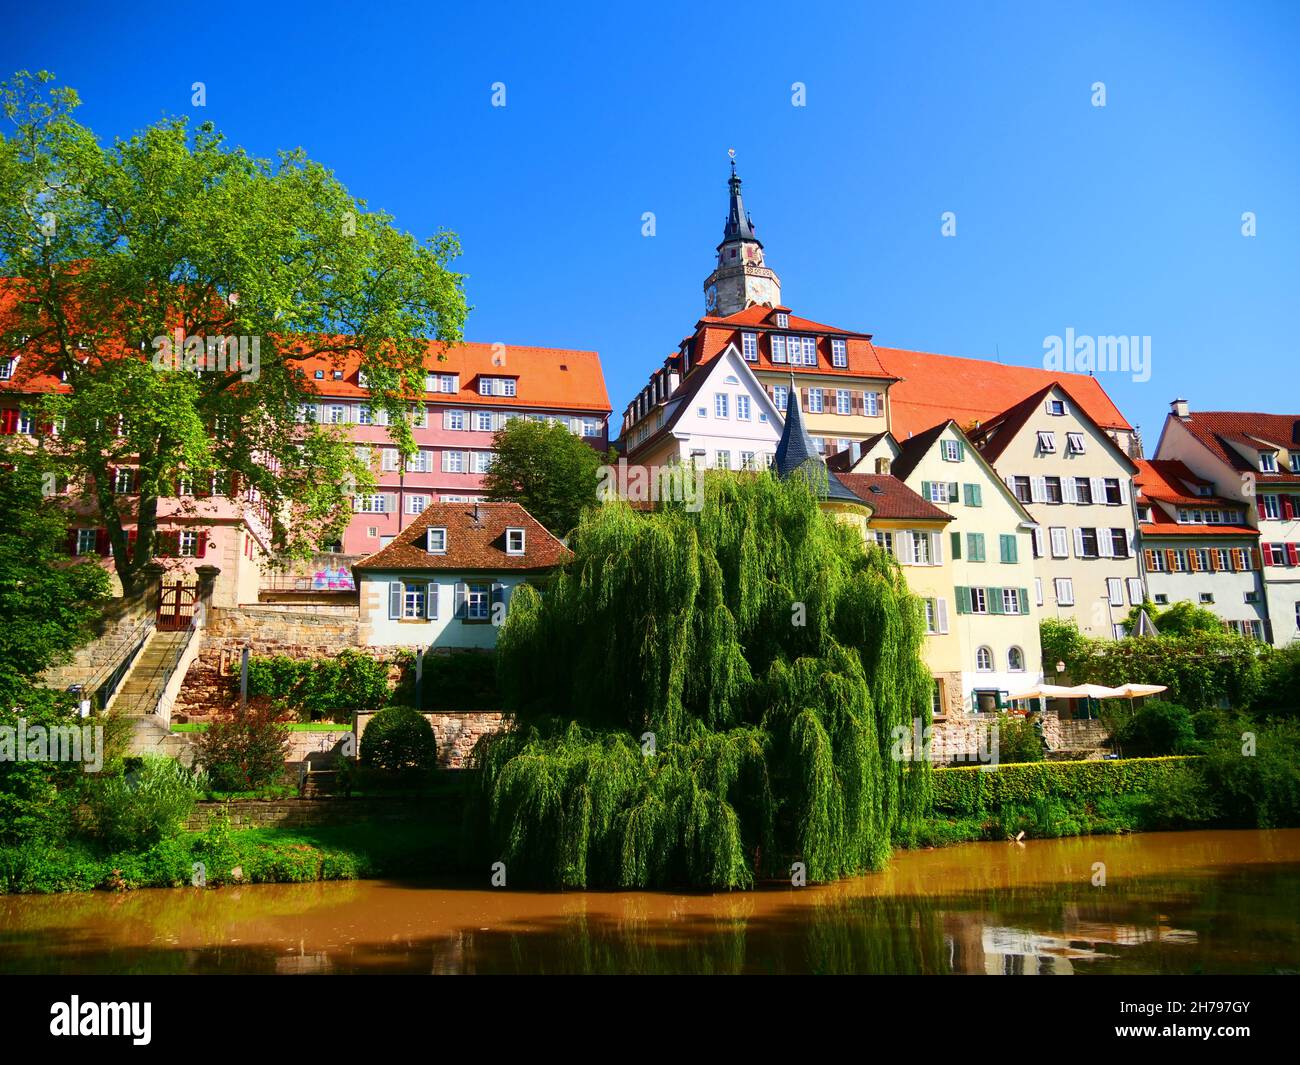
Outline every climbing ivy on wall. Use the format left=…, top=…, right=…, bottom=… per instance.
left=469, top=473, right=934, bottom=889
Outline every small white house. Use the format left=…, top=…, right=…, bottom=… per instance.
left=352, top=501, right=570, bottom=648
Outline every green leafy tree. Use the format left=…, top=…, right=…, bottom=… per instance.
left=471, top=473, right=934, bottom=889
left=0, top=71, right=468, bottom=595
left=480, top=418, right=604, bottom=536
left=0, top=453, right=110, bottom=705
left=1121, top=599, right=1223, bottom=637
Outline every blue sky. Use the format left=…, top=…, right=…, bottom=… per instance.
left=4, top=1, right=1297, bottom=445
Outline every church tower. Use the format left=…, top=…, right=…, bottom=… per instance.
left=702, top=156, right=781, bottom=317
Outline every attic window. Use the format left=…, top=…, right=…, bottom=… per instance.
left=427, top=527, right=447, bottom=554
left=1046, top=399, right=1067, bottom=416
left=505, top=527, right=526, bottom=555
left=314, top=370, right=324, bottom=380
left=1259, top=452, right=1278, bottom=473
left=775, top=312, right=790, bottom=329
left=332, top=369, right=344, bottom=380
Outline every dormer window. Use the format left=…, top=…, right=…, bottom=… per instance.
left=314, top=370, right=325, bottom=380
left=0, top=357, right=15, bottom=380
left=332, top=369, right=344, bottom=380
left=427, top=527, right=447, bottom=554
left=505, top=527, right=526, bottom=555
left=1291, top=454, right=1300, bottom=474
left=426, top=373, right=457, bottom=394
left=479, top=376, right=517, bottom=397
left=1046, top=398, right=1068, bottom=416
left=831, top=338, right=847, bottom=367
left=1260, top=452, right=1278, bottom=473
left=775, top=312, right=789, bottom=328
left=741, top=333, right=758, bottom=361
left=358, top=370, right=369, bottom=388
left=1138, top=505, right=1152, bottom=523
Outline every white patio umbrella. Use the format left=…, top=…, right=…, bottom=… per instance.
left=1111, top=683, right=1169, bottom=699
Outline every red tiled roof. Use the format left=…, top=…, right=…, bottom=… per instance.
left=352, top=501, right=571, bottom=573
left=836, top=473, right=953, bottom=522
left=1134, top=458, right=1257, bottom=537
left=691, top=308, right=895, bottom=381
left=964, top=382, right=1138, bottom=471
left=1174, top=411, right=1300, bottom=485
left=875, top=346, right=1132, bottom=439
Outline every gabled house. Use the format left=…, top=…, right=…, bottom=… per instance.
left=831, top=420, right=1045, bottom=714
left=1153, top=400, right=1300, bottom=646
left=352, top=501, right=570, bottom=648
left=1134, top=459, right=1267, bottom=641
left=966, top=383, right=1143, bottom=638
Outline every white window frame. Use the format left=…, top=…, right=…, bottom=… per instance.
left=427, top=526, right=447, bottom=553
left=1037, top=431, right=1056, bottom=453
left=1054, top=577, right=1075, bottom=606
left=505, top=527, right=526, bottom=555
left=830, top=337, right=847, bottom=367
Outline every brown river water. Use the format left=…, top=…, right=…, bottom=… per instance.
left=2, top=829, right=1298, bottom=974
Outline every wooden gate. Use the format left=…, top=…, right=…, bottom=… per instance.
left=157, top=582, right=197, bottom=631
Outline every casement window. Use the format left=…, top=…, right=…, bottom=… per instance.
left=970, top=588, right=988, bottom=614
left=999, top=534, right=1018, bottom=564
left=582, top=418, right=601, bottom=437
left=505, top=527, right=526, bottom=555
left=1109, top=528, right=1130, bottom=558
left=1261, top=494, right=1280, bottom=520
left=975, top=646, right=994, bottom=671
left=408, top=450, right=435, bottom=474
left=75, top=528, right=97, bottom=556
left=438, top=374, right=458, bottom=393
left=1172, top=549, right=1188, bottom=572
left=113, top=468, right=137, bottom=493
left=442, top=451, right=466, bottom=474
left=741, top=333, right=758, bottom=361
left=772, top=386, right=789, bottom=412
left=806, top=388, right=823, bottom=413
left=1066, top=432, right=1086, bottom=454
left=444, top=409, right=466, bottom=431
left=1126, top=577, right=1144, bottom=605
left=407, top=494, right=429, bottom=515
left=425, top=526, right=447, bottom=553
left=1045, top=398, right=1067, bottom=416
left=715, top=393, right=729, bottom=418
left=1054, top=577, right=1075, bottom=606
left=923, top=598, right=949, bottom=635
left=1153, top=594, right=1169, bottom=605
left=466, top=583, right=490, bottom=621
left=0, top=358, right=15, bottom=380
left=715, top=451, right=731, bottom=470
left=873, top=531, right=893, bottom=556
left=1001, top=588, right=1022, bottom=614
left=1050, top=527, right=1069, bottom=559
left=177, top=531, right=200, bottom=558
left=474, top=410, right=494, bottom=432
left=774, top=312, right=790, bottom=328
left=471, top=451, right=494, bottom=473
left=967, top=532, right=986, bottom=562
left=1008, top=646, right=1025, bottom=672
left=924, top=481, right=956, bottom=504
left=1260, top=452, right=1278, bottom=473
left=1013, top=476, right=1032, bottom=504
left=963, top=483, right=982, bottom=507
left=740, top=451, right=756, bottom=470
left=381, top=448, right=399, bottom=472
left=910, top=531, right=932, bottom=565
left=326, top=404, right=347, bottom=424
left=770, top=335, right=787, bottom=363
left=736, top=395, right=751, bottom=421
left=387, top=581, right=437, bottom=621
left=1146, top=549, right=1167, bottom=572
left=942, top=439, right=963, bottom=462
left=1044, top=476, right=1063, bottom=504
left=794, top=336, right=817, bottom=366
left=358, top=407, right=374, bottom=425
left=1037, top=431, right=1056, bottom=453
left=1239, top=549, right=1256, bottom=571
left=1214, top=548, right=1231, bottom=571
left=836, top=389, right=852, bottom=415
left=831, top=337, right=847, bottom=367
left=1103, top=478, right=1124, bottom=505
left=1107, top=577, right=1125, bottom=607
left=355, top=494, right=388, bottom=514
left=863, top=392, right=880, bottom=417
left=1076, top=527, right=1099, bottom=558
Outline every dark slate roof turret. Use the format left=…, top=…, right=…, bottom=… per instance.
left=773, top=375, right=862, bottom=503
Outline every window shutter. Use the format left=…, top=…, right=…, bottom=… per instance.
left=197, top=531, right=208, bottom=558
left=382, top=493, right=397, bottom=514
left=955, top=441, right=965, bottom=460
left=1062, top=477, right=1077, bottom=504
left=1099, top=532, right=1114, bottom=558
left=0, top=408, right=17, bottom=434
left=1288, top=544, right=1300, bottom=567
left=454, top=581, right=468, bottom=618
left=96, top=528, right=111, bottom=556
left=935, top=598, right=949, bottom=634
left=1253, top=547, right=1263, bottom=569
left=951, top=531, right=962, bottom=559
left=66, top=529, right=79, bottom=555
left=1283, top=496, right=1295, bottom=520
left=897, top=531, right=913, bottom=564
left=491, top=581, right=507, bottom=617
left=948, top=481, right=960, bottom=503
left=1031, top=476, right=1047, bottom=503
left=1210, top=551, right=1222, bottom=572
left=1033, top=527, right=1044, bottom=558
left=1119, top=479, right=1130, bottom=505
left=1073, top=528, right=1084, bottom=557
left=443, top=409, right=455, bottom=430
left=1091, top=477, right=1106, bottom=504
left=1165, top=549, right=1177, bottom=571
left=427, top=582, right=439, bottom=619
left=990, top=588, right=1005, bottom=615
left=1188, top=550, right=1200, bottom=572
left=388, top=581, right=402, bottom=619
left=1019, top=588, right=1030, bottom=615
left=955, top=586, right=972, bottom=614
left=931, top=531, right=943, bottom=565
left=971, top=483, right=982, bottom=507
left=1145, top=549, right=1156, bottom=569
left=921, top=480, right=931, bottom=500
left=1257, top=496, right=1267, bottom=519
left=1004, top=474, right=1016, bottom=493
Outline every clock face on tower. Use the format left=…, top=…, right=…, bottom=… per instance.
left=705, top=284, right=718, bottom=312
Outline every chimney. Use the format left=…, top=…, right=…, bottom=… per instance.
left=849, top=440, right=863, bottom=466
left=1171, top=398, right=1190, bottom=419
left=472, top=502, right=482, bottom=526
left=875, top=457, right=891, bottom=475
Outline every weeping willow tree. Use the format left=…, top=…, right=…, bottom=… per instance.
left=468, top=472, right=933, bottom=889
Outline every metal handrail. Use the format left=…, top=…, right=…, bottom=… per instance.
left=75, top=611, right=156, bottom=711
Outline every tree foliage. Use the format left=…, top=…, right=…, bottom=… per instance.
left=471, top=473, right=934, bottom=889
left=0, top=71, right=468, bottom=593
left=480, top=418, right=605, bottom=537
left=1121, top=599, right=1222, bottom=637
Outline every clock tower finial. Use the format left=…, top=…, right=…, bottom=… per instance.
left=703, top=153, right=781, bottom=317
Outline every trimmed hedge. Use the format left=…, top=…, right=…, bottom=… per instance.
left=932, top=756, right=1198, bottom=816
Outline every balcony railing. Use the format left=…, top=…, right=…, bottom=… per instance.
left=260, top=554, right=362, bottom=593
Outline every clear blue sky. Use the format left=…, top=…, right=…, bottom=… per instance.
left=4, top=1, right=1297, bottom=447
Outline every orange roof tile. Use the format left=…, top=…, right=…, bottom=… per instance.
left=1173, top=410, right=1300, bottom=485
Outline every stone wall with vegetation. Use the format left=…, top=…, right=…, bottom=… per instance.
left=357, top=710, right=503, bottom=769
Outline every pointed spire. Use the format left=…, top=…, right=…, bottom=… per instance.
left=722, top=152, right=761, bottom=246
left=773, top=376, right=862, bottom=502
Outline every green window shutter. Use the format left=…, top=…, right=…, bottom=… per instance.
left=1019, top=588, right=1031, bottom=615
left=968, top=533, right=985, bottom=562
left=990, top=588, right=1005, bottom=614
left=951, top=531, right=962, bottom=559
left=921, top=480, right=931, bottom=500
left=964, top=483, right=982, bottom=507
left=956, top=440, right=965, bottom=460
left=948, top=481, right=960, bottom=503
left=956, top=586, right=972, bottom=614
left=1000, top=534, right=1018, bottom=564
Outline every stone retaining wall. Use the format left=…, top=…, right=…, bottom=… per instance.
left=185, top=797, right=444, bottom=831
left=356, top=710, right=504, bottom=769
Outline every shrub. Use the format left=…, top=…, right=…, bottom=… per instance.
left=995, top=713, right=1044, bottom=763
left=83, top=755, right=204, bottom=850
left=392, top=650, right=499, bottom=710
left=1199, top=720, right=1300, bottom=828
left=1111, top=700, right=1197, bottom=757
left=1253, top=644, right=1300, bottom=719
left=197, top=698, right=292, bottom=791
left=245, top=650, right=391, bottom=722
left=361, top=706, right=437, bottom=772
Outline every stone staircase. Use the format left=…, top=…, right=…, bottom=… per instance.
left=128, top=715, right=198, bottom=766
left=109, top=631, right=192, bottom=716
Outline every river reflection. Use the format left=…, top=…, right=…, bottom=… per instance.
left=2, top=830, right=1298, bottom=975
